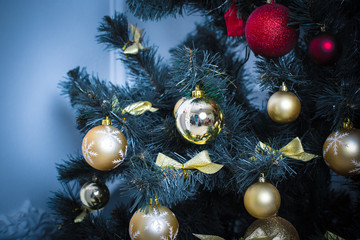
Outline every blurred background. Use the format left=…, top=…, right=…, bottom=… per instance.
left=0, top=0, right=202, bottom=237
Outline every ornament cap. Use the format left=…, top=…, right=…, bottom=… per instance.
left=259, top=173, right=266, bottom=182
left=192, top=85, right=205, bottom=98
left=150, top=197, right=160, bottom=207
left=102, top=116, right=112, bottom=126
left=343, top=118, right=353, bottom=129
left=280, top=82, right=288, bottom=92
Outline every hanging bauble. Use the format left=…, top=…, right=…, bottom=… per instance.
left=175, top=86, right=223, bottom=145
left=244, top=174, right=281, bottom=219
left=244, top=216, right=300, bottom=240
left=80, top=178, right=110, bottom=211
left=308, top=31, right=342, bottom=65
left=129, top=199, right=179, bottom=240
left=245, top=1, right=299, bottom=58
left=267, top=82, right=301, bottom=124
left=323, top=119, right=360, bottom=176
left=82, top=117, right=127, bottom=171
left=224, top=2, right=245, bottom=37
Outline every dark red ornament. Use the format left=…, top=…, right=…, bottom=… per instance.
left=245, top=2, right=299, bottom=58
left=224, top=3, right=245, bottom=37
left=308, top=32, right=342, bottom=65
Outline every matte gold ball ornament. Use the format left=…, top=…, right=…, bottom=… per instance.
left=80, top=178, right=110, bottom=211
left=244, top=174, right=281, bottom=219
left=82, top=117, right=127, bottom=171
left=245, top=216, right=300, bottom=240
left=267, top=82, right=301, bottom=124
left=323, top=119, right=360, bottom=176
left=129, top=199, right=179, bottom=240
left=174, top=86, right=223, bottom=145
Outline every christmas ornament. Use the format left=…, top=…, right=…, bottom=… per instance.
left=122, top=101, right=158, bottom=115
left=82, top=117, right=127, bottom=171
left=244, top=174, right=281, bottom=219
left=123, top=24, right=145, bottom=55
left=244, top=216, right=299, bottom=240
left=175, top=86, right=223, bottom=145
left=129, top=199, right=179, bottom=240
left=245, top=1, right=299, bottom=58
left=156, top=150, right=224, bottom=174
left=308, top=31, right=341, bottom=65
left=257, top=137, right=318, bottom=162
left=224, top=2, right=245, bottom=37
left=80, top=178, right=110, bottom=211
left=267, top=82, right=301, bottom=124
left=174, top=97, right=186, bottom=117
left=323, top=119, right=360, bottom=176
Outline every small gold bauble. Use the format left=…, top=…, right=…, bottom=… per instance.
left=175, top=87, right=223, bottom=145
left=323, top=126, right=360, bottom=176
left=267, top=83, right=301, bottom=124
left=129, top=203, right=179, bottom=240
left=82, top=118, right=127, bottom=171
left=244, top=176, right=281, bottom=219
left=244, top=216, right=300, bottom=240
left=80, top=179, right=110, bottom=211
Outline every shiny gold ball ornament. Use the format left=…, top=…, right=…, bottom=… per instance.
left=174, top=86, right=223, bottom=145
left=129, top=200, right=179, bottom=240
left=82, top=117, right=127, bottom=171
left=80, top=178, right=110, bottom=211
left=267, top=82, right=301, bottom=124
left=323, top=119, right=360, bottom=176
left=245, top=216, right=300, bottom=240
left=244, top=174, right=281, bottom=219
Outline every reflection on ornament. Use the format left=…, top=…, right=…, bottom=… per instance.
left=82, top=117, right=127, bottom=171
left=175, top=86, right=223, bottom=145
left=129, top=201, right=179, bottom=240
left=244, top=174, right=281, bottom=219
left=323, top=119, right=360, bottom=176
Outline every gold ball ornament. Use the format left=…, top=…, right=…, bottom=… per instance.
left=244, top=174, right=281, bottom=219
left=129, top=201, right=179, bottom=240
left=323, top=120, right=360, bottom=176
left=175, top=86, right=223, bottom=145
left=82, top=117, right=127, bottom=171
left=267, top=82, right=301, bottom=124
left=244, top=216, right=300, bottom=240
left=80, top=178, right=110, bottom=211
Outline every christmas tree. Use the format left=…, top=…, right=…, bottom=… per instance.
left=50, top=0, right=360, bottom=239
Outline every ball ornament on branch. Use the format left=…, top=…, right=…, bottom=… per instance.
left=245, top=216, right=300, bottom=240
left=308, top=31, right=342, bottom=65
left=82, top=117, right=127, bottom=171
left=244, top=174, right=281, bottom=219
left=245, top=1, right=299, bottom=58
left=129, top=199, right=179, bottom=240
left=80, top=178, right=110, bottom=211
left=174, top=86, right=223, bottom=145
left=267, top=82, right=301, bottom=124
left=323, top=119, right=360, bottom=176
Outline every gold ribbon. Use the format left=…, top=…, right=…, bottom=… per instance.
left=122, top=101, right=158, bottom=115
left=156, top=150, right=224, bottom=174
left=324, top=231, right=345, bottom=240
left=193, top=234, right=225, bottom=240
left=257, top=137, right=318, bottom=162
left=123, top=24, right=145, bottom=55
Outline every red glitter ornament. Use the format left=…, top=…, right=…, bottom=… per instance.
left=224, top=3, right=245, bottom=37
left=308, top=32, right=342, bottom=65
left=245, top=2, right=299, bottom=58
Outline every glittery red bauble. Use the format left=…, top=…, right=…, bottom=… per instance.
left=308, top=32, right=342, bottom=65
left=245, top=3, right=299, bottom=58
left=224, top=3, right=245, bottom=37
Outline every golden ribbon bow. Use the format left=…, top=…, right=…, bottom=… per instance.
left=257, top=137, right=318, bottom=162
left=122, top=101, right=158, bottom=115
left=193, top=234, right=225, bottom=240
left=156, top=150, right=224, bottom=174
left=245, top=227, right=281, bottom=240
left=324, top=231, right=345, bottom=240
left=123, top=24, right=145, bottom=55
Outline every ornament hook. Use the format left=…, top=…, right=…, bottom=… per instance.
left=102, top=116, right=112, bottom=126
left=343, top=118, right=353, bottom=129
left=259, top=173, right=266, bottom=182
left=280, top=82, right=288, bottom=92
